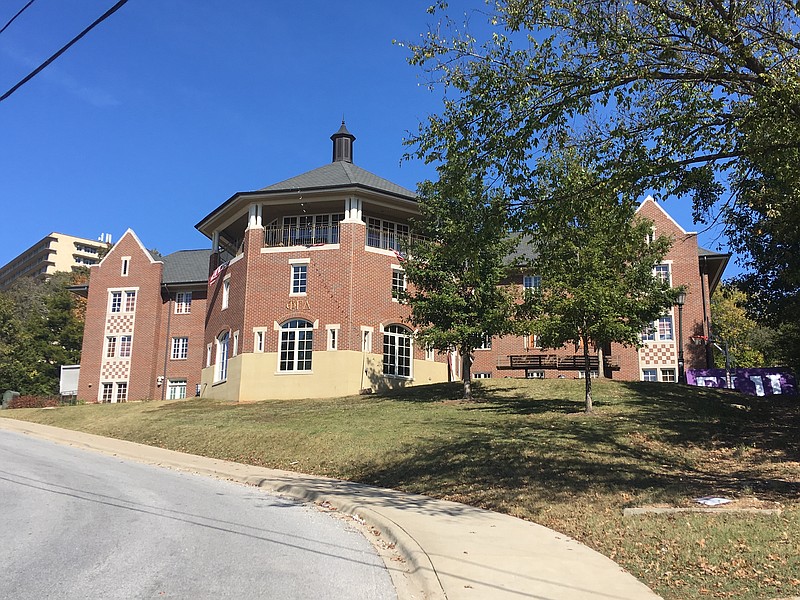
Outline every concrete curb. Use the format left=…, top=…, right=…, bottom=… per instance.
left=0, top=418, right=445, bottom=599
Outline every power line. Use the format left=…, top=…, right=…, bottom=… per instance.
left=0, top=0, right=130, bottom=103
left=0, top=0, right=36, bottom=35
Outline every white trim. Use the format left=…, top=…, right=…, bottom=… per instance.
left=326, top=324, right=340, bottom=351
left=365, top=246, right=398, bottom=257
left=120, top=256, right=131, bottom=277
left=288, top=257, right=311, bottom=265
left=261, top=244, right=340, bottom=254
left=636, top=196, right=696, bottom=235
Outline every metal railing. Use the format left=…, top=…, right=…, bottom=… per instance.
left=264, top=225, right=340, bottom=247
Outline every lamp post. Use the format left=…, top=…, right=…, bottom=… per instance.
left=675, top=290, right=686, bottom=384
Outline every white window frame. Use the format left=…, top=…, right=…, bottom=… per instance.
left=167, top=379, right=187, bottom=400
left=215, top=331, right=229, bottom=382
left=661, top=368, right=676, bottom=383
left=253, top=328, right=267, bottom=353
left=222, top=276, right=231, bottom=310
left=278, top=319, right=314, bottom=372
left=109, top=291, right=122, bottom=313
left=175, top=292, right=192, bottom=314
left=476, top=334, right=492, bottom=350
left=382, top=324, right=413, bottom=379
left=473, top=372, right=492, bottom=379
left=124, top=291, right=136, bottom=313
left=391, top=266, right=406, bottom=301
left=232, top=330, right=239, bottom=357
left=121, top=257, right=130, bottom=277
left=654, top=263, right=672, bottom=286
left=118, top=335, right=132, bottom=358
left=106, top=336, right=117, bottom=358
left=206, top=343, right=212, bottom=368
left=642, top=368, right=658, bottom=382
left=326, top=324, right=340, bottom=351
left=523, top=275, right=541, bottom=292
left=526, top=370, right=545, bottom=379
left=172, top=337, right=189, bottom=360
left=361, top=326, right=374, bottom=353
left=289, top=259, right=309, bottom=296
left=578, top=370, right=600, bottom=379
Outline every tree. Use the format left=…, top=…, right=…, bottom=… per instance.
left=519, top=151, right=679, bottom=412
left=403, top=0, right=800, bottom=340
left=0, top=272, right=85, bottom=395
left=403, top=172, right=519, bottom=399
left=710, top=281, right=780, bottom=368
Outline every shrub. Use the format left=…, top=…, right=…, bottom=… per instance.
left=7, top=395, right=61, bottom=409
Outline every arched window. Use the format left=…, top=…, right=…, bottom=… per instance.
left=383, top=324, right=412, bottom=378
left=279, top=319, right=313, bottom=372
left=215, top=331, right=229, bottom=382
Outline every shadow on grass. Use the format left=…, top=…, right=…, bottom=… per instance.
left=361, top=379, right=800, bottom=506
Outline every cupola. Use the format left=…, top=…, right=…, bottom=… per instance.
left=331, top=120, right=355, bottom=163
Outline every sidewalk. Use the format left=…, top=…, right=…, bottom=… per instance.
left=0, top=418, right=662, bottom=600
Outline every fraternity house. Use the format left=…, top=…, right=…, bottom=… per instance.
left=76, top=124, right=728, bottom=403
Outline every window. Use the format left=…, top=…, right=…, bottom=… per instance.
left=526, top=370, right=545, bottom=379
left=167, top=379, right=187, bottom=400
left=101, top=383, right=114, bottom=403
left=222, top=277, right=230, bottom=310
left=206, top=343, right=212, bottom=368
left=119, top=335, right=132, bottom=358
left=657, top=316, right=674, bottom=341
left=477, top=334, right=492, bottom=350
left=327, top=325, right=339, bottom=351
left=383, top=324, right=412, bottom=378
left=106, top=337, right=117, bottom=358
left=642, top=315, right=674, bottom=342
left=291, top=264, right=308, bottom=295
left=121, top=257, right=130, bottom=276
left=362, top=327, right=373, bottom=352
left=473, top=372, right=492, bottom=379
left=646, top=227, right=656, bottom=244
left=232, top=331, right=239, bottom=356
left=661, top=368, right=676, bottom=383
left=425, top=346, right=435, bottom=361
left=391, top=268, right=406, bottom=301
left=525, top=334, right=542, bottom=349
left=215, top=331, right=229, bottom=382
left=110, top=291, right=122, bottom=313
left=254, top=330, right=265, bottom=353
left=654, top=263, right=671, bottom=285
left=523, top=275, right=541, bottom=292
left=578, top=370, right=599, bottom=379
left=175, top=292, right=192, bottom=314
left=278, top=213, right=343, bottom=245
left=115, top=382, right=128, bottom=402
left=124, top=291, right=136, bottom=312
left=642, top=369, right=658, bottom=382
left=367, top=218, right=409, bottom=251
left=279, top=319, right=313, bottom=372
left=172, top=337, right=188, bottom=360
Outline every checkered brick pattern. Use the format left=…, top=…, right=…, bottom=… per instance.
left=101, top=360, right=130, bottom=380
left=105, top=314, right=135, bottom=335
left=639, top=343, right=676, bottom=366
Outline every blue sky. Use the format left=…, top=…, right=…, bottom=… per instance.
left=0, top=0, right=736, bottom=273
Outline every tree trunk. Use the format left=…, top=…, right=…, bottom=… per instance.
left=461, top=350, right=472, bottom=400
left=583, top=336, right=593, bottom=413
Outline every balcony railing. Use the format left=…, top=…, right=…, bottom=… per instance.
left=497, top=354, right=621, bottom=371
left=365, top=227, right=427, bottom=252
left=264, top=225, right=340, bottom=247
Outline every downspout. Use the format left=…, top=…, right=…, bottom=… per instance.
left=162, top=284, right=172, bottom=401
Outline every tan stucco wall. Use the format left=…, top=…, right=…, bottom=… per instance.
left=201, top=350, right=448, bottom=401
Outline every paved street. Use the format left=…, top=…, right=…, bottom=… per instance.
left=0, top=430, right=396, bottom=599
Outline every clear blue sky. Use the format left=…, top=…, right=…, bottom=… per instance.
left=0, top=0, right=737, bottom=274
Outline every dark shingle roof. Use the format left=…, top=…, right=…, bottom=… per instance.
left=161, top=249, right=211, bottom=284
left=258, top=161, right=416, bottom=200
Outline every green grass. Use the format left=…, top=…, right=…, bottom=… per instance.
left=4, top=379, right=799, bottom=599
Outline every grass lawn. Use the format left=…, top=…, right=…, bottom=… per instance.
left=3, top=378, right=799, bottom=599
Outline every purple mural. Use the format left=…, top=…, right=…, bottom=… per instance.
left=687, top=367, right=797, bottom=397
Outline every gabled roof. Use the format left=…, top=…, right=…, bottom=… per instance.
left=161, top=249, right=212, bottom=285
left=258, top=160, right=416, bottom=200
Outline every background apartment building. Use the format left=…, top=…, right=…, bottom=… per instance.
left=0, top=232, right=112, bottom=290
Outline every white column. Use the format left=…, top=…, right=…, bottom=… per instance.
left=247, top=203, right=263, bottom=229
left=343, top=197, right=363, bottom=223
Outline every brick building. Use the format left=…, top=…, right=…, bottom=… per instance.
left=75, top=230, right=209, bottom=403
left=75, top=124, right=727, bottom=402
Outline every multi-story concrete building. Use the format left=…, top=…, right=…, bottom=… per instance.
left=0, top=232, right=112, bottom=290
left=75, top=124, right=728, bottom=402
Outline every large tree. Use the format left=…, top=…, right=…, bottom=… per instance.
left=0, top=272, right=84, bottom=396
left=404, top=0, right=800, bottom=338
left=519, top=151, right=679, bottom=411
left=403, top=172, right=519, bottom=399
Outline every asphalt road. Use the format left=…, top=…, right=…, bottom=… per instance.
left=0, top=430, right=396, bottom=600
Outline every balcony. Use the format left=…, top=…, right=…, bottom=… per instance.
left=497, top=354, right=621, bottom=371
left=264, top=225, right=340, bottom=248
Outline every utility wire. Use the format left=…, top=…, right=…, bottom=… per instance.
left=0, top=0, right=130, bottom=103
left=0, top=0, right=36, bottom=35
